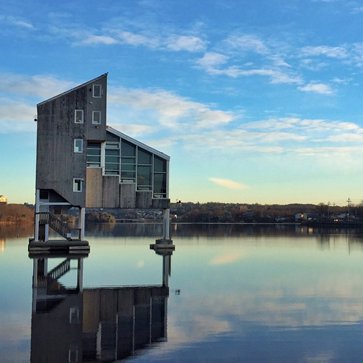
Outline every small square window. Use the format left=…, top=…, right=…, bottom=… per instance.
left=74, top=109, right=84, bottom=124
left=74, top=139, right=83, bottom=153
left=93, top=84, right=102, bottom=98
left=92, top=111, right=101, bottom=124
left=73, top=178, right=83, bottom=192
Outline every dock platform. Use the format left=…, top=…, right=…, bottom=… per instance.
left=150, top=238, right=175, bottom=255
left=28, top=239, right=90, bottom=257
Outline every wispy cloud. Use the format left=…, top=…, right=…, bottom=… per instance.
left=0, top=73, right=74, bottom=99
left=197, top=57, right=302, bottom=84
left=166, top=35, right=206, bottom=52
left=112, top=30, right=159, bottom=48
left=81, top=34, right=118, bottom=45
left=2, top=71, right=363, bottom=166
left=58, top=22, right=205, bottom=53
left=225, top=34, right=269, bottom=54
left=0, top=98, right=36, bottom=133
left=298, top=82, right=334, bottom=95
left=209, top=178, right=248, bottom=190
left=108, top=86, right=234, bottom=130
left=0, top=15, right=34, bottom=30
left=301, top=45, right=348, bottom=59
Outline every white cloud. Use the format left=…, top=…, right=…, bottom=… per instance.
left=115, top=30, right=159, bottom=48
left=75, top=27, right=204, bottom=53
left=108, top=86, right=234, bottom=130
left=209, top=177, right=248, bottom=190
left=0, top=15, right=34, bottom=30
left=225, top=34, right=269, bottom=54
left=198, top=59, right=302, bottom=84
left=301, top=45, right=348, bottom=59
left=81, top=34, right=118, bottom=45
left=166, top=35, right=205, bottom=52
left=107, top=121, right=154, bottom=137
left=245, top=117, right=360, bottom=133
left=0, top=99, right=36, bottom=133
left=298, top=82, right=334, bottom=95
left=0, top=73, right=74, bottom=99
left=197, top=52, right=228, bottom=69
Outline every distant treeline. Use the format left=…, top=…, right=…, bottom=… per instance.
left=170, top=202, right=358, bottom=223
left=0, top=204, right=33, bottom=224
left=1, top=201, right=361, bottom=225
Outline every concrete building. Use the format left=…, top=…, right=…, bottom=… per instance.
left=32, top=74, right=171, bottom=248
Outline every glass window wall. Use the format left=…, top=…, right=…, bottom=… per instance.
left=105, top=142, right=120, bottom=175
left=121, top=140, right=136, bottom=183
left=86, top=142, right=101, bottom=167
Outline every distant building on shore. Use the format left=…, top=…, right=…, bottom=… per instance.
left=0, top=195, right=7, bottom=205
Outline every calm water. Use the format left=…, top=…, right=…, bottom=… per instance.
left=2, top=223, right=363, bottom=362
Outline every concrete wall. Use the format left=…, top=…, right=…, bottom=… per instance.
left=120, top=183, right=136, bottom=208
left=136, top=191, right=152, bottom=209
left=85, top=168, right=103, bottom=207
left=102, top=176, right=120, bottom=208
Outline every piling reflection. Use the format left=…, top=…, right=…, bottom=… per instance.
left=30, top=247, right=172, bottom=362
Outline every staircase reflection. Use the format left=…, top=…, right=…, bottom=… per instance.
left=30, top=248, right=173, bottom=362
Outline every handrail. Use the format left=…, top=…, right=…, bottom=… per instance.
left=36, top=212, right=81, bottom=240
left=47, top=259, right=71, bottom=281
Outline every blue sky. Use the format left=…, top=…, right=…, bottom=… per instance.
left=2, top=0, right=363, bottom=205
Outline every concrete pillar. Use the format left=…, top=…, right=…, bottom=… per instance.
left=34, top=189, right=40, bottom=241
left=32, top=258, right=38, bottom=288
left=77, top=258, right=83, bottom=292
left=79, top=207, right=86, bottom=240
left=162, top=255, right=170, bottom=287
left=162, top=208, right=170, bottom=241
left=44, top=224, right=49, bottom=242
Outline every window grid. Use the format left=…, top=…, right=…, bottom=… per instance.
left=86, top=143, right=101, bottom=167
left=118, top=139, right=168, bottom=197
left=121, top=140, right=136, bottom=183
left=105, top=142, right=120, bottom=175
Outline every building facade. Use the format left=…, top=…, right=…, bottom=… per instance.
left=33, top=74, right=170, bottom=243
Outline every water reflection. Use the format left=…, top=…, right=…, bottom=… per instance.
left=87, top=222, right=363, bottom=244
left=30, top=248, right=172, bottom=362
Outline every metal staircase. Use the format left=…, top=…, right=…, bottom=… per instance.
left=47, top=259, right=71, bottom=281
left=37, top=212, right=81, bottom=240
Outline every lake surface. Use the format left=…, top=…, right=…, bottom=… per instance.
left=2, top=223, right=363, bottom=362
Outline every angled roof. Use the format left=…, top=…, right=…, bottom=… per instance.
left=107, top=126, right=170, bottom=161
left=37, top=73, right=108, bottom=106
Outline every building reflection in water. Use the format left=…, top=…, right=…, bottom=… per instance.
left=30, top=247, right=172, bottom=362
